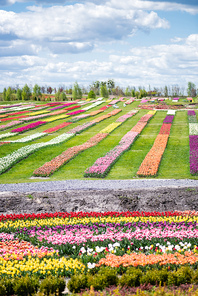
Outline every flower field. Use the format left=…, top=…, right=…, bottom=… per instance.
left=1, top=210, right=198, bottom=294
left=0, top=98, right=197, bottom=182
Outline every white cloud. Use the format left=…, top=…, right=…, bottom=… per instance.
left=0, top=3, right=169, bottom=46
left=0, top=34, right=197, bottom=90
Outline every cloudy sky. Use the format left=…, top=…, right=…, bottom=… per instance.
left=0, top=0, right=197, bottom=92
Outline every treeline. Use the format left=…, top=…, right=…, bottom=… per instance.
left=0, top=80, right=197, bottom=102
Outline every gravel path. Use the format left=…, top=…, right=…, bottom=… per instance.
left=1, top=179, right=198, bottom=192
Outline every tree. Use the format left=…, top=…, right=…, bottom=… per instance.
left=59, top=92, right=67, bottom=101
left=187, top=82, right=197, bottom=97
left=32, top=84, right=42, bottom=101
left=3, top=88, right=6, bottom=101
left=47, top=86, right=53, bottom=94
left=131, top=88, right=135, bottom=97
left=88, top=90, right=96, bottom=99
left=125, top=87, right=131, bottom=97
left=55, top=89, right=61, bottom=101
left=107, top=79, right=115, bottom=94
left=6, top=87, right=12, bottom=101
left=100, top=84, right=109, bottom=98
left=164, top=85, right=168, bottom=97
left=22, top=84, right=31, bottom=101
left=16, top=88, right=22, bottom=100
left=72, top=82, right=82, bottom=100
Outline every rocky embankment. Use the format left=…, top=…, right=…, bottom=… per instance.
left=0, top=187, right=198, bottom=215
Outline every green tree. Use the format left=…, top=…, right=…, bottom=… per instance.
left=3, top=88, right=6, bottom=101
left=131, top=88, right=135, bottom=97
left=16, top=88, right=22, bottom=100
left=164, top=85, right=168, bottom=97
left=55, top=89, right=61, bottom=101
left=32, top=84, right=41, bottom=101
left=59, top=91, right=67, bottom=101
left=100, top=84, right=109, bottom=98
left=72, top=82, right=82, bottom=100
left=88, top=90, right=96, bottom=99
left=187, top=82, right=197, bottom=97
left=22, top=84, right=31, bottom=101
left=6, top=87, right=12, bottom=101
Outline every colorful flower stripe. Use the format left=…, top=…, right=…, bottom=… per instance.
left=33, top=133, right=108, bottom=176
left=116, top=111, right=137, bottom=122
left=11, top=121, right=47, bottom=133
left=0, top=115, right=28, bottom=121
left=188, top=111, right=198, bottom=175
left=82, top=100, right=104, bottom=111
left=64, top=105, right=81, bottom=111
left=22, top=113, right=53, bottom=122
left=84, top=112, right=153, bottom=178
left=92, top=113, right=111, bottom=123
left=43, top=114, right=69, bottom=122
left=50, top=102, right=76, bottom=111
left=130, top=121, right=147, bottom=133
left=125, top=98, right=134, bottom=105
left=8, top=110, right=30, bottom=116
left=68, top=114, right=90, bottom=123
left=9, top=132, right=46, bottom=143
left=0, top=133, right=74, bottom=175
left=43, top=122, right=72, bottom=133
left=0, top=239, right=58, bottom=260
left=32, top=110, right=126, bottom=177
left=109, top=99, right=120, bottom=105
left=99, top=122, right=122, bottom=134
left=67, top=110, right=85, bottom=115
left=0, top=120, right=22, bottom=131
left=189, top=135, right=198, bottom=175
left=137, top=111, right=175, bottom=176
left=97, top=251, right=198, bottom=268
left=0, top=256, right=85, bottom=278
left=0, top=132, right=19, bottom=140
left=28, top=110, right=50, bottom=116
left=67, top=121, right=96, bottom=134
left=89, top=110, right=104, bottom=116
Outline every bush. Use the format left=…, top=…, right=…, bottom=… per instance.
left=67, top=274, right=88, bottom=293
left=119, top=267, right=143, bottom=287
left=87, top=267, right=118, bottom=291
left=88, top=90, right=96, bottom=99
left=140, top=269, right=160, bottom=286
left=39, top=276, right=65, bottom=296
left=13, top=275, right=39, bottom=296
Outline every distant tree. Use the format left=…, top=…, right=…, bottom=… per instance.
left=125, top=87, right=131, bottom=97
left=3, top=88, right=6, bottom=101
left=55, top=89, right=61, bottom=101
left=131, top=88, right=135, bottom=97
left=107, top=79, right=115, bottom=94
left=41, top=86, right=45, bottom=93
left=16, top=88, right=22, bottom=100
left=22, top=84, right=31, bottom=101
left=164, top=85, right=168, bottom=97
left=6, top=87, right=12, bottom=101
left=100, top=84, right=109, bottom=98
left=187, top=82, right=197, bottom=97
left=88, top=90, right=96, bottom=99
left=59, top=91, right=67, bottom=101
left=32, top=84, right=42, bottom=101
left=135, top=91, right=139, bottom=99
left=72, top=82, right=82, bottom=100
left=47, top=86, right=53, bottom=94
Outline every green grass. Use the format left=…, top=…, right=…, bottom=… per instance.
left=0, top=100, right=197, bottom=183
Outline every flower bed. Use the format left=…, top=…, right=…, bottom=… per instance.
left=1, top=211, right=198, bottom=293
left=0, top=120, right=22, bottom=131
left=84, top=111, right=152, bottom=178
left=9, top=132, right=46, bottom=143
left=137, top=111, right=175, bottom=177
left=0, top=133, right=75, bottom=175
left=43, top=122, right=72, bottom=133
left=11, top=121, right=47, bottom=133
left=188, top=110, right=198, bottom=175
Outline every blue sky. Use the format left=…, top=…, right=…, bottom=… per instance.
left=0, top=0, right=197, bottom=92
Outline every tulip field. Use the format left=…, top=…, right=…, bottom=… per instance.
left=1, top=98, right=198, bottom=294
left=0, top=97, right=197, bottom=183
left=1, top=210, right=198, bottom=295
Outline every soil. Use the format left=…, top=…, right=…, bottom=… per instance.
left=1, top=186, right=198, bottom=215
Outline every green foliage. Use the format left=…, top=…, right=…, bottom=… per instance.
left=33, top=84, right=42, bottom=101
left=140, top=269, right=160, bottom=285
left=59, top=91, right=67, bottom=101
left=100, top=84, right=109, bottom=98
left=119, top=267, right=143, bottom=287
left=67, top=274, right=88, bottom=293
left=16, top=88, right=22, bottom=100
left=13, top=275, right=39, bottom=296
left=5, top=87, right=12, bottom=101
left=87, top=267, right=118, bottom=291
left=0, top=280, right=6, bottom=296
left=3, top=87, right=6, bottom=101
left=88, top=90, right=96, bottom=99
left=22, top=84, right=31, bottom=101
left=72, top=81, right=82, bottom=100
left=39, top=276, right=65, bottom=296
